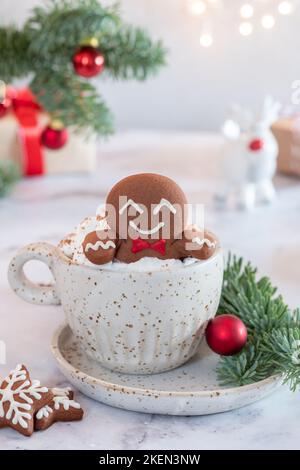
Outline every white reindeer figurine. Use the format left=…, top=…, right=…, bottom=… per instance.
left=217, top=96, right=281, bottom=210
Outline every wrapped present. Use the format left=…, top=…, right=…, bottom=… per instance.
left=0, top=88, right=96, bottom=176
left=272, top=117, right=300, bottom=177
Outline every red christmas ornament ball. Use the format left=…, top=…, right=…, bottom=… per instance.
left=0, top=97, right=11, bottom=117
left=249, top=138, right=264, bottom=152
left=72, top=46, right=105, bottom=78
left=205, top=314, right=248, bottom=356
left=41, top=123, right=68, bottom=150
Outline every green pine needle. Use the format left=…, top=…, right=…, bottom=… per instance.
left=217, top=255, right=300, bottom=392
left=30, top=70, right=114, bottom=135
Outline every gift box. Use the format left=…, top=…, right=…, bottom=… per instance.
left=0, top=88, right=96, bottom=176
left=272, top=117, right=300, bottom=177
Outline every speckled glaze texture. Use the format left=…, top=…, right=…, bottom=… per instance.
left=51, top=324, right=282, bottom=416
left=7, top=243, right=61, bottom=306
left=8, top=243, right=223, bottom=374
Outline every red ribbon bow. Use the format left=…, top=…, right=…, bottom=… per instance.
left=8, top=87, right=44, bottom=176
left=131, top=238, right=166, bottom=255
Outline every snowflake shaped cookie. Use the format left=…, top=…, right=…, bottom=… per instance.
left=35, top=387, right=83, bottom=431
left=0, top=364, right=53, bottom=436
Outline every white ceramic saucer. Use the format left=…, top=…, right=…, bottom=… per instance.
left=52, top=323, right=281, bottom=416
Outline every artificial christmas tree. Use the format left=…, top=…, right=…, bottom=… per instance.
left=0, top=0, right=166, bottom=176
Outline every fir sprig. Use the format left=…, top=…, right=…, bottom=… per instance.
left=30, top=70, right=114, bottom=135
left=0, top=27, right=31, bottom=81
left=217, top=255, right=300, bottom=391
left=0, top=0, right=166, bottom=136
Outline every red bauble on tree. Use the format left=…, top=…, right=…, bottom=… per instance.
left=41, top=120, right=68, bottom=150
left=72, top=38, right=105, bottom=78
left=205, top=314, right=248, bottom=356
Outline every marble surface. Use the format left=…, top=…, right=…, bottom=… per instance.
left=1, top=131, right=300, bottom=450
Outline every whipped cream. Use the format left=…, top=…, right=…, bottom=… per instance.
left=99, top=256, right=200, bottom=272
left=59, top=215, right=109, bottom=267
left=59, top=216, right=200, bottom=271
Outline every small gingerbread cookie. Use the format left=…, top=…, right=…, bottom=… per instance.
left=0, top=364, right=52, bottom=436
left=35, top=387, right=83, bottom=431
left=82, top=230, right=117, bottom=265
left=175, top=226, right=218, bottom=260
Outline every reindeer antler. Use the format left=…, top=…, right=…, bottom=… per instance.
left=256, top=95, right=281, bottom=127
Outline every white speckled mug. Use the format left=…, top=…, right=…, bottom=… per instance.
left=8, top=243, right=223, bottom=374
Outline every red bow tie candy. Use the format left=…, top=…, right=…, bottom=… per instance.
left=131, top=238, right=166, bottom=255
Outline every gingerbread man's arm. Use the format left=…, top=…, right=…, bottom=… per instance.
left=172, top=226, right=219, bottom=260
left=82, top=230, right=119, bottom=265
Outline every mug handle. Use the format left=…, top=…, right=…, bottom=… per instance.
left=8, top=242, right=61, bottom=306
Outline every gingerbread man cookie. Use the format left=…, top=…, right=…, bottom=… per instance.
left=82, top=173, right=219, bottom=264
left=35, top=387, right=83, bottom=431
left=83, top=231, right=118, bottom=265
left=0, top=364, right=53, bottom=436
left=175, top=226, right=218, bottom=261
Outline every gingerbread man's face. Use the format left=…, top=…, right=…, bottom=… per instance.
left=105, top=173, right=188, bottom=241
left=82, top=173, right=218, bottom=265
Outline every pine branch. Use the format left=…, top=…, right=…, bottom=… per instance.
left=219, top=255, right=289, bottom=334
left=25, top=1, right=166, bottom=81
left=0, top=0, right=166, bottom=136
left=261, top=327, right=300, bottom=392
left=26, top=0, right=120, bottom=59
left=30, top=71, right=114, bottom=135
left=217, top=342, right=272, bottom=387
left=217, top=255, right=300, bottom=391
left=0, top=27, right=31, bottom=81
left=103, top=26, right=167, bottom=80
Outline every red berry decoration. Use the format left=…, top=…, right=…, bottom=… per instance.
left=72, top=46, right=105, bottom=78
left=249, top=138, right=264, bottom=152
left=205, top=314, right=248, bottom=356
left=41, top=120, right=68, bottom=150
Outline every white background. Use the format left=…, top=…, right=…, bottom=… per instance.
left=1, top=0, right=300, bottom=131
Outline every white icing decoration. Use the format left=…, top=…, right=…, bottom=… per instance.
left=119, top=199, right=144, bottom=215
left=129, top=220, right=165, bottom=235
left=0, top=364, right=48, bottom=429
left=51, top=387, right=72, bottom=397
left=291, top=340, right=300, bottom=365
left=36, top=387, right=80, bottom=419
left=85, top=240, right=116, bottom=252
left=36, top=405, right=53, bottom=420
left=53, top=395, right=81, bottom=411
left=192, top=237, right=216, bottom=249
left=153, top=198, right=177, bottom=215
